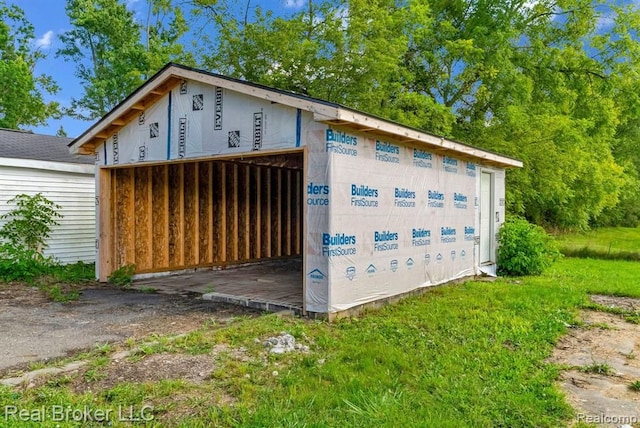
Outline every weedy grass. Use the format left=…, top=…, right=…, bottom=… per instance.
left=3, top=258, right=640, bottom=427
left=556, top=227, right=640, bottom=260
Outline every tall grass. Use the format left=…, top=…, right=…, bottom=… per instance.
left=556, top=227, right=640, bottom=260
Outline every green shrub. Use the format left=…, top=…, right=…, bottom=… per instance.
left=0, top=243, right=55, bottom=282
left=497, top=217, right=560, bottom=276
left=108, top=264, right=136, bottom=287
left=0, top=193, right=62, bottom=254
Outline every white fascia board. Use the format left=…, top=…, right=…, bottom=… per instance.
left=69, top=66, right=179, bottom=155
left=0, top=157, right=95, bottom=174
left=327, top=108, right=523, bottom=168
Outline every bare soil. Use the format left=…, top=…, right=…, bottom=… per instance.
left=549, top=295, right=640, bottom=427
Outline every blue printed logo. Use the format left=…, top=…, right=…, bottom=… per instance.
left=461, top=250, right=467, bottom=259
left=394, top=188, right=416, bottom=208
left=425, top=254, right=431, bottom=265
left=351, top=184, right=379, bottom=208
left=322, top=233, right=357, bottom=257
left=440, top=227, right=457, bottom=244
left=436, top=253, right=443, bottom=262
left=374, top=230, right=399, bottom=252
left=443, top=156, right=458, bottom=173
left=428, top=190, right=445, bottom=208
left=464, top=226, right=475, bottom=241
left=466, top=162, right=477, bottom=177
left=307, top=182, right=329, bottom=206
left=406, top=258, right=414, bottom=268
left=412, top=228, right=431, bottom=247
left=451, top=250, right=456, bottom=260
left=413, top=148, right=433, bottom=168
left=453, top=192, right=468, bottom=209
left=390, top=259, right=398, bottom=272
left=326, top=129, right=357, bottom=156
left=366, top=264, right=377, bottom=275
left=307, top=269, right=326, bottom=281
left=375, top=140, right=400, bottom=163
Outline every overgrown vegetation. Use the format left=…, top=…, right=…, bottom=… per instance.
left=0, top=193, right=95, bottom=299
left=497, top=217, right=560, bottom=276
left=0, top=193, right=61, bottom=282
left=3, top=258, right=640, bottom=426
left=556, top=227, right=640, bottom=261
left=107, top=264, right=135, bottom=287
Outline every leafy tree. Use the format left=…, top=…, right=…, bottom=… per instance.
left=55, top=125, right=67, bottom=137
left=57, top=0, right=192, bottom=120
left=0, top=1, right=59, bottom=129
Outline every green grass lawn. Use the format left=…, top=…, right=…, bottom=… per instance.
left=555, top=227, right=640, bottom=259
left=2, top=258, right=640, bottom=427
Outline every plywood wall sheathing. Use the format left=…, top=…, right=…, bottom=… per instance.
left=104, top=156, right=303, bottom=278
left=134, top=167, right=152, bottom=271
left=114, top=168, right=135, bottom=267
left=198, top=161, right=213, bottom=265
left=168, top=164, right=184, bottom=267
left=262, top=167, right=272, bottom=258
left=151, top=165, right=169, bottom=268
left=183, top=162, right=198, bottom=266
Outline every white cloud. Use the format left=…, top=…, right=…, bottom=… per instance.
left=126, top=0, right=141, bottom=10
left=285, top=0, right=306, bottom=8
left=35, top=30, right=54, bottom=49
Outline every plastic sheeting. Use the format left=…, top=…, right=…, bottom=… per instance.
left=304, top=125, right=506, bottom=314
left=94, top=77, right=507, bottom=314
left=97, top=79, right=299, bottom=165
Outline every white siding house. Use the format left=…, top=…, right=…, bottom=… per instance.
left=0, top=129, right=95, bottom=264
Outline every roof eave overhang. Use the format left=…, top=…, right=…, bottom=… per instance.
left=70, top=64, right=522, bottom=170
left=314, top=110, right=523, bottom=169
left=69, top=67, right=184, bottom=155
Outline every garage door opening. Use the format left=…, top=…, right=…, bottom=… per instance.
left=99, top=150, right=304, bottom=312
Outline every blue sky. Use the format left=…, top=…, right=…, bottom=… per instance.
left=16, top=0, right=306, bottom=138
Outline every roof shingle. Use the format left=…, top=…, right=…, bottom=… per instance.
left=0, top=128, right=94, bottom=165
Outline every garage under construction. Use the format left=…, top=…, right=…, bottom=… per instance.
left=70, top=63, right=522, bottom=319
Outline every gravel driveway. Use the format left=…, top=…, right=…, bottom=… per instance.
left=0, top=285, right=255, bottom=374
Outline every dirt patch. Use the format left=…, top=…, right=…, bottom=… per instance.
left=550, top=295, right=640, bottom=427
left=70, top=353, right=216, bottom=394
left=0, top=283, right=258, bottom=377
left=591, top=294, right=640, bottom=313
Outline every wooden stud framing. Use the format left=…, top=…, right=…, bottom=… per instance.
left=262, top=167, right=272, bottom=258
left=134, top=167, right=153, bottom=271
left=284, top=169, right=292, bottom=256
left=274, top=169, right=282, bottom=256
left=226, top=163, right=239, bottom=260
left=243, top=165, right=251, bottom=260
left=214, top=162, right=227, bottom=263
left=152, top=165, right=169, bottom=269
left=183, top=162, right=198, bottom=266
left=102, top=153, right=304, bottom=278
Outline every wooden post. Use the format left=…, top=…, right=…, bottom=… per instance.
left=243, top=164, right=251, bottom=260
left=98, top=168, right=112, bottom=282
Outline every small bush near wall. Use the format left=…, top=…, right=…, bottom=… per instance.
left=498, top=217, right=561, bottom=276
left=0, top=193, right=61, bottom=282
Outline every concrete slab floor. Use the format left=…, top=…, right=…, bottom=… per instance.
left=131, top=258, right=303, bottom=313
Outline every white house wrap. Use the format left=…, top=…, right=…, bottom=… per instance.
left=71, top=64, right=521, bottom=318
